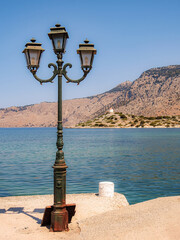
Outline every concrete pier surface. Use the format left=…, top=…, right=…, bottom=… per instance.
left=0, top=193, right=180, bottom=240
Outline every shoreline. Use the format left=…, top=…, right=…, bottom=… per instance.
left=0, top=126, right=180, bottom=129
left=70, top=126, right=180, bottom=129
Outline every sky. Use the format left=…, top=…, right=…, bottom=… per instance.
left=0, top=0, right=180, bottom=108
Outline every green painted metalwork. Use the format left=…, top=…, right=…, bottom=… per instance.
left=32, top=63, right=58, bottom=84
left=23, top=23, right=96, bottom=232
left=62, top=63, right=90, bottom=84
left=30, top=53, right=90, bottom=231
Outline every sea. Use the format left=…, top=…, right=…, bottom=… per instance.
left=0, top=128, right=179, bottom=204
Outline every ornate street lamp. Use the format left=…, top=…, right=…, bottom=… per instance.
left=23, top=23, right=96, bottom=232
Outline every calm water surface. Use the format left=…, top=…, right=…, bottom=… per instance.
left=0, top=128, right=179, bottom=204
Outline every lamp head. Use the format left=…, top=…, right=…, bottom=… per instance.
left=77, top=39, right=97, bottom=72
left=48, top=23, right=69, bottom=54
left=23, top=38, right=44, bottom=73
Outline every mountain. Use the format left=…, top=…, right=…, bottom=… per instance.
left=0, top=65, right=180, bottom=128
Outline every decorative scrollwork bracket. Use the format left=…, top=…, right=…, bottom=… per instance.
left=31, top=62, right=91, bottom=86
left=62, top=63, right=91, bottom=85
left=31, top=63, right=58, bottom=85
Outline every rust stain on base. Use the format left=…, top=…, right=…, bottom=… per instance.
left=41, top=203, right=76, bottom=231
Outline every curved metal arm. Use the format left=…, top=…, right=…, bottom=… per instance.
left=32, top=63, right=58, bottom=84
left=62, top=63, right=90, bottom=85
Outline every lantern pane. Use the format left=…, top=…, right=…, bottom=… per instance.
left=81, top=51, right=92, bottom=67
left=25, top=51, right=30, bottom=66
left=53, top=36, right=64, bottom=51
left=29, top=50, right=40, bottom=66
left=63, top=38, right=67, bottom=52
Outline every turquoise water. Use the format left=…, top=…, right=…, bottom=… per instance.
left=0, top=128, right=179, bottom=204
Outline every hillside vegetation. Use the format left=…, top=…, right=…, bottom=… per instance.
left=76, top=112, right=180, bottom=128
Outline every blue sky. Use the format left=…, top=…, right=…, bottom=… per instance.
left=0, top=0, right=180, bottom=108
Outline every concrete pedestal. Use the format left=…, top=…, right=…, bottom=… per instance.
left=99, top=182, right=114, bottom=197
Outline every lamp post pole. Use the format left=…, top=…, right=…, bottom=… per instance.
left=52, top=54, right=68, bottom=231
left=23, top=23, right=96, bottom=232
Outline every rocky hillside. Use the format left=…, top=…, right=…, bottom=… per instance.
left=0, top=65, right=180, bottom=127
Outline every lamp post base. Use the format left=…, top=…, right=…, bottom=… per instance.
left=41, top=204, right=76, bottom=232
left=50, top=206, right=68, bottom=232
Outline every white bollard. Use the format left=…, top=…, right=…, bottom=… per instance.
left=99, top=181, right=114, bottom=197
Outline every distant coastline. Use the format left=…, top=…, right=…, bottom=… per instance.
left=71, top=126, right=180, bottom=129
left=0, top=126, right=180, bottom=129
left=74, top=112, right=180, bottom=129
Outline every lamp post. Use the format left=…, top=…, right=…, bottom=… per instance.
left=23, top=23, right=96, bottom=232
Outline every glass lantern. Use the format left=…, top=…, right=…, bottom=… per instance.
left=48, top=24, right=69, bottom=54
left=77, top=39, right=96, bottom=71
left=23, top=38, right=44, bottom=72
